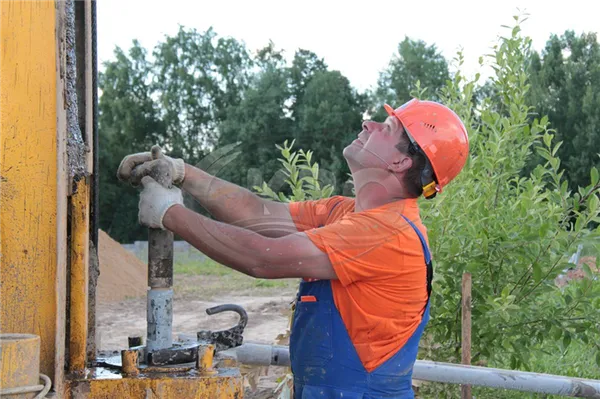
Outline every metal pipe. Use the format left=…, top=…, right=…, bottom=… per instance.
left=145, top=153, right=175, bottom=354
left=146, top=285, right=173, bottom=353
left=229, top=344, right=600, bottom=398
left=413, top=360, right=600, bottom=398
left=69, top=177, right=90, bottom=372
left=223, top=343, right=290, bottom=367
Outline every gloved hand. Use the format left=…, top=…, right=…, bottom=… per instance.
left=138, top=175, right=184, bottom=229
left=117, top=145, right=185, bottom=186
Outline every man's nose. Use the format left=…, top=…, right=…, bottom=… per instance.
left=362, top=121, right=379, bottom=132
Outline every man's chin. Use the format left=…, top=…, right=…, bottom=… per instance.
left=343, top=153, right=364, bottom=174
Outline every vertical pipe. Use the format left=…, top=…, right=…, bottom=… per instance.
left=197, top=344, right=217, bottom=376
left=69, top=177, right=90, bottom=372
left=145, top=156, right=175, bottom=355
left=146, top=229, right=174, bottom=353
left=461, top=272, right=472, bottom=399
left=55, top=0, right=69, bottom=391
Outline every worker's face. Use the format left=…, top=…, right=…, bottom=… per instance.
left=343, top=116, right=413, bottom=174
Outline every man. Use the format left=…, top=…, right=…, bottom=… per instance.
left=117, top=98, right=469, bottom=398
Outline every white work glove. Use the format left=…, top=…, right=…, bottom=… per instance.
left=138, top=175, right=184, bottom=229
left=117, top=145, right=186, bottom=186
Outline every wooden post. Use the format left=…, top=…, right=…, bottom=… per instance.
left=462, top=272, right=472, bottom=399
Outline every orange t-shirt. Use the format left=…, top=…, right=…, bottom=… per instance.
left=289, top=195, right=430, bottom=372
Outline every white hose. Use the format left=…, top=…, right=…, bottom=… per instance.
left=35, top=374, right=52, bottom=399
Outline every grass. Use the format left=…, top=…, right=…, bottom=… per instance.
left=172, top=255, right=298, bottom=300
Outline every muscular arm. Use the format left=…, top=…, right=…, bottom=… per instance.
left=181, top=164, right=297, bottom=238
left=162, top=204, right=337, bottom=280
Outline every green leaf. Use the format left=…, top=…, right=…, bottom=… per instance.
left=543, top=133, right=552, bottom=148
left=563, top=333, right=572, bottom=350
left=552, top=326, right=562, bottom=341
left=591, top=167, right=599, bottom=186
left=588, top=193, right=599, bottom=214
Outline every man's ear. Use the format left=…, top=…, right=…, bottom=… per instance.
left=388, top=155, right=412, bottom=174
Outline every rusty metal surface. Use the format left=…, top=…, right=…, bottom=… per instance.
left=197, top=345, right=217, bottom=376
left=69, top=177, right=91, bottom=373
left=87, top=239, right=100, bottom=363
left=65, top=367, right=244, bottom=399
left=148, top=229, right=174, bottom=288
left=64, top=0, right=86, bottom=182
left=121, top=350, right=140, bottom=376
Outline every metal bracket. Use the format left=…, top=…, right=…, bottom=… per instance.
left=197, top=304, right=248, bottom=351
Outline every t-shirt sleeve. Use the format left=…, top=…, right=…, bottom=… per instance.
left=303, top=212, right=411, bottom=286
left=288, top=195, right=346, bottom=232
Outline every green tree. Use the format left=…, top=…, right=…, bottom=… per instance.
left=526, top=30, right=600, bottom=190
left=372, top=37, right=450, bottom=120
left=294, top=70, right=366, bottom=191
left=288, top=49, right=328, bottom=115
left=152, top=26, right=253, bottom=163
left=217, top=59, right=294, bottom=191
left=98, top=42, right=165, bottom=243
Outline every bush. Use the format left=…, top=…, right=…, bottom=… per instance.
left=415, top=14, right=600, bottom=383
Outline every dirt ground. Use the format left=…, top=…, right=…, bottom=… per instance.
left=97, top=288, right=295, bottom=398
left=96, top=293, right=294, bottom=350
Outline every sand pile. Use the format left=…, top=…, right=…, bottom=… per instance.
left=97, top=229, right=147, bottom=303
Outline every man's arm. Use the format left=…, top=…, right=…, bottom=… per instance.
left=162, top=203, right=337, bottom=280
left=116, top=148, right=297, bottom=238
left=181, top=164, right=297, bottom=238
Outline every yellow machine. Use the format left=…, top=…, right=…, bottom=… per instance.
left=0, top=1, right=245, bottom=397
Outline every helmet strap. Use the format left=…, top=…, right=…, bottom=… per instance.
left=406, top=130, right=438, bottom=199
left=421, top=158, right=437, bottom=199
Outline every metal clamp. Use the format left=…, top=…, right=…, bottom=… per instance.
left=197, top=304, right=248, bottom=351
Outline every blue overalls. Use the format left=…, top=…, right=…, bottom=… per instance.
left=289, top=215, right=433, bottom=399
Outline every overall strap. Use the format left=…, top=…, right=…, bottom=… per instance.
left=401, top=215, right=433, bottom=302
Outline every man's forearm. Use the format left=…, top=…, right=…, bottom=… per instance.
left=181, top=164, right=265, bottom=227
left=162, top=204, right=294, bottom=279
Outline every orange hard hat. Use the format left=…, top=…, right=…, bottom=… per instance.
left=384, top=98, right=469, bottom=198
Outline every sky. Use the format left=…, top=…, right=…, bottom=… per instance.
left=97, top=0, right=600, bottom=93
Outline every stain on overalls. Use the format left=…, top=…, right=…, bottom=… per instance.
left=289, top=215, right=433, bottom=399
